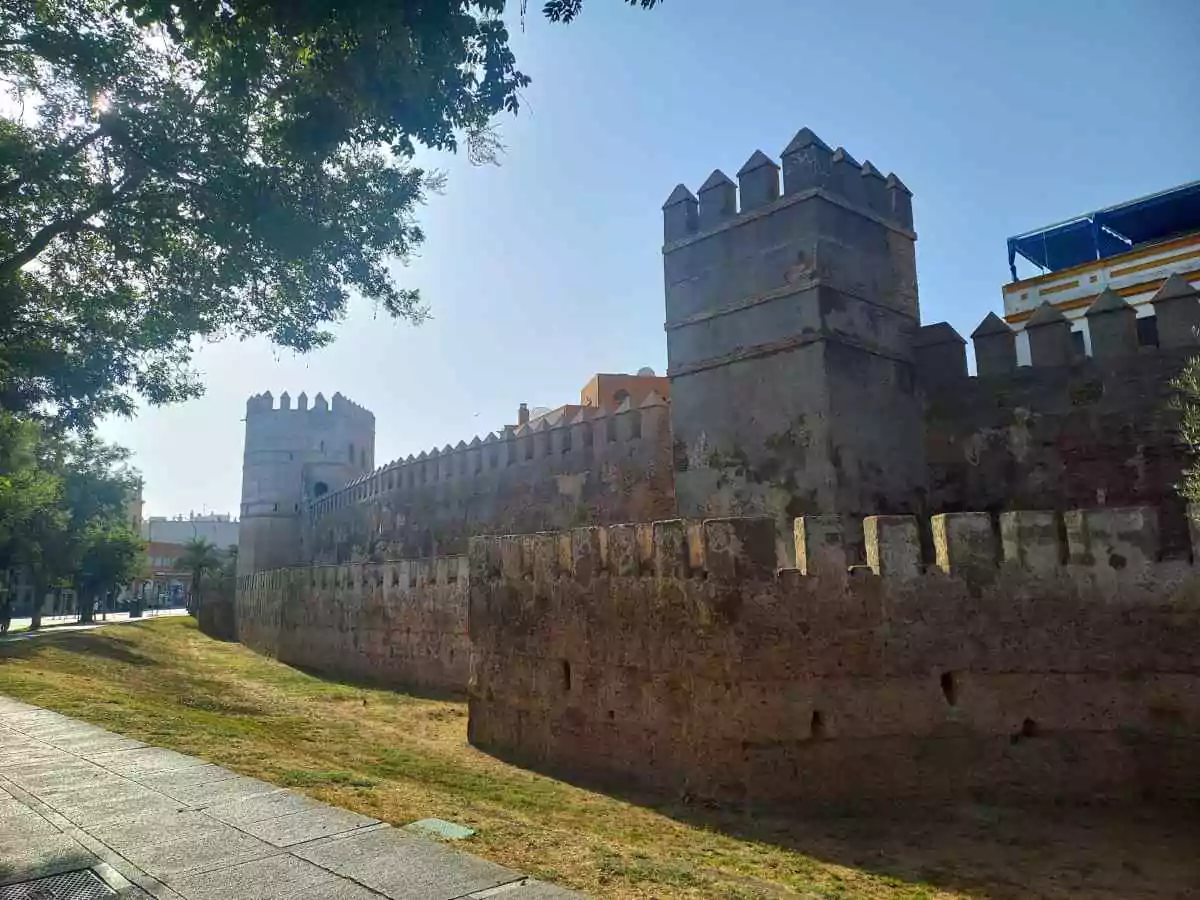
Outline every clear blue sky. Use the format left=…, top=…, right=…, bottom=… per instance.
left=103, top=0, right=1200, bottom=518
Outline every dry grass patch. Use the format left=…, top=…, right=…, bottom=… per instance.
left=1, top=619, right=1194, bottom=899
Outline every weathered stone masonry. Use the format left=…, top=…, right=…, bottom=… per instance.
left=236, top=556, right=470, bottom=694
left=664, top=133, right=925, bottom=544
left=303, top=394, right=674, bottom=564
left=917, top=300, right=1198, bottom=556
left=467, top=509, right=1200, bottom=808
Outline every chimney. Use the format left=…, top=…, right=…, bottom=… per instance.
left=518, top=402, right=530, bottom=427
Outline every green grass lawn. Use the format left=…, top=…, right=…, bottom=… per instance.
left=0, top=619, right=1194, bottom=899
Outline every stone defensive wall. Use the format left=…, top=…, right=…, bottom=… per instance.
left=915, top=277, right=1200, bottom=555
left=467, top=508, right=1200, bottom=809
left=236, top=556, right=470, bottom=695
left=923, top=347, right=1191, bottom=544
left=301, top=394, right=675, bottom=563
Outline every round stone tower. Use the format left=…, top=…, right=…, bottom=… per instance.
left=237, top=390, right=375, bottom=576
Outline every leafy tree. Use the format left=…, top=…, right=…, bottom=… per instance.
left=26, top=432, right=138, bottom=626
left=1, top=0, right=662, bottom=429
left=0, top=414, right=64, bottom=627
left=0, top=0, right=653, bottom=429
left=13, top=503, right=71, bottom=631
left=0, top=415, right=140, bottom=626
left=56, top=438, right=140, bottom=531
left=77, top=521, right=143, bottom=622
left=176, top=537, right=223, bottom=616
left=539, top=0, right=661, bottom=24
left=0, top=414, right=61, bottom=570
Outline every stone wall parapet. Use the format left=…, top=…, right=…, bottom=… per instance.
left=245, top=390, right=374, bottom=423
left=467, top=507, right=1200, bottom=809
left=307, top=392, right=670, bottom=524
left=468, top=505, right=1188, bottom=593
left=663, top=127, right=915, bottom=245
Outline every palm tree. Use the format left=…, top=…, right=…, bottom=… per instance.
left=176, top=537, right=222, bottom=616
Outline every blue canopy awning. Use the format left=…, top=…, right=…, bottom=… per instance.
left=1007, top=179, right=1200, bottom=280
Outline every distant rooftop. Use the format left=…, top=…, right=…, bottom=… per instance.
left=1007, top=179, right=1200, bottom=280
left=147, top=513, right=236, bottom=522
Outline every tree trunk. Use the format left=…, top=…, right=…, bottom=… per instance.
left=0, top=569, right=11, bottom=634
left=30, top=577, right=45, bottom=631
left=0, top=571, right=11, bottom=635
left=79, top=583, right=94, bottom=623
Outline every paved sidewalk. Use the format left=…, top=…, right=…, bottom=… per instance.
left=0, top=696, right=581, bottom=899
left=2, top=610, right=189, bottom=642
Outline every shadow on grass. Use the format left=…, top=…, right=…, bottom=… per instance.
left=0, top=630, right=155, bottom=667
left=273, top=658, right=468, bottom=704
left=478, top=745, right=1200, bottom=900
left=6, top=617, right=86, bottom=635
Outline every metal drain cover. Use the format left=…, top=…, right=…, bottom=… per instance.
left=0, top=870, right=116, bottom=900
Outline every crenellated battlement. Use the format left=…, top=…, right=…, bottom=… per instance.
left=468, top=505, right=1185, bottom=593
left=918, top=274, right=1200, bottom=384
left=235, top=554, right=470, bottom=693
left=663, top=126, right=914, bottom=245
left=469, top=508, right=1200, bottom=809
left=238, top=554, right=469, bottom=596
left=245, top=390, right=375, bottom=424
left=308, top=392, right=669, bottom=522
left=663, top=126, right=924, bottom=527
left=239, top=389, right=377, bottom=576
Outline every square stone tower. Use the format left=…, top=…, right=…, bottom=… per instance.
left=238, top=390, right=375, bottom=576
left=663, top=128, right=925, bottom=541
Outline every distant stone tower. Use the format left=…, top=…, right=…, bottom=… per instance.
left=237, top=391, right=375, bottom=576
left=663, top=128, right=925, bottom=546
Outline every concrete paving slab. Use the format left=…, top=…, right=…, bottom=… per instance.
left=52, top=786, right=186, bottom=829
left=87, top=810, right=220, bottom=852
left=84, top=747, right=205, bottom=776
left=0, top=728, right=32, bottom=747
left=18, top=720, right=110, bottom=738
left=165, top=775, right=283, bottom=808
left=0, top=733, right=60, bottom=750
left=0, top=734, right=53, bottom=751
left=0, top=734, right=67, bottom=748
left=199, top=790, right=331, bottom=825
left=2, top=757, right=96, bottom=783
left=116, top=830, right=280, bottom=881
left=4, top=757, right=108, bottom=782
left=19, top=769, right=125, bottom=801
left=127, top=764, right=240, bottom=794
left=236, top=807, right=380, bottom=848
left=0, top=718, right=62, bottom=733
left=0, top=714, right=61, bottom=728
left=49, top=735, right=149, bottom=756
left=0, top=746, right=71, bottom=768
left=35, top=777, right=161, bottom=810
left=4, top=715, right=76, bottom=732
left=294, top=827, right=522, bottom=900
left=0, top=831, right=97, bottom=887
left=0, top=797, right=62, bottom=837
left=166, top=853, right=379, bottom=900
